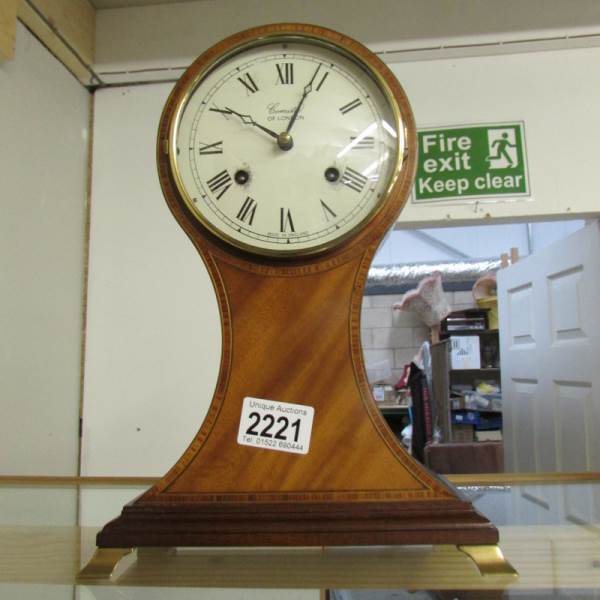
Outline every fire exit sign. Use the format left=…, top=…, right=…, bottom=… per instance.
left=413, top=122, right=530, bottom=202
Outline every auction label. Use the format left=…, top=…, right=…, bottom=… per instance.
left=414, top=122, right=529, bottom=202
left=237, top=397, right=314, bottom=455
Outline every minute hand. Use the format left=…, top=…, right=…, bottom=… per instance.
left=286, top=64, right=322, bottom=134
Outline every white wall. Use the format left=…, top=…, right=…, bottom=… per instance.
left=373, top=220, right=584, bottom=265
left=0, top=23, right=90, bottom=475
left=81, top=84, right=221, bottom=476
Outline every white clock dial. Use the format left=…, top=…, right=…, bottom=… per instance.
left=170, top=37, right=403, bottom=256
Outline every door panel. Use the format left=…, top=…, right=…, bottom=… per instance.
left=498, top=221, right=600, bottom=473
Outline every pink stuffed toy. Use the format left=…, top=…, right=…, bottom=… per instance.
left=393, top=271, right=450, bottom=327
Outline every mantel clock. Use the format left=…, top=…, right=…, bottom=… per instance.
left=82, top=23, right=514, bottom=578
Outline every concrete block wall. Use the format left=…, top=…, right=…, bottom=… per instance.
left=361, top=291, right=476, bottom=385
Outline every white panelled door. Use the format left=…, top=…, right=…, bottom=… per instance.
left=498, top=221, right=600, bottom=473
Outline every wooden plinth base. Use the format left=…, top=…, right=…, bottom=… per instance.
left=97, top=498, right=497, bottom=548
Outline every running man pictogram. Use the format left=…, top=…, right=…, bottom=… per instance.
left=486, top=130, right=517, bottom=168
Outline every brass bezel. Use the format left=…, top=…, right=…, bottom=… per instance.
left=163, top=25, right=408, bottom=258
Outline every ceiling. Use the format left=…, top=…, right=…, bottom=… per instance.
left=89, top=0, right=600, bottom=36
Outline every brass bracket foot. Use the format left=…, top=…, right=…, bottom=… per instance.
left=77, top=547, right=134, bottom=581
left=458, top=544, right=518, bottom=577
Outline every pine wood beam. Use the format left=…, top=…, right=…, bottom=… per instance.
left=0, top=0, right=18, bottom=60
left=18, top=0, right=97, bottom=85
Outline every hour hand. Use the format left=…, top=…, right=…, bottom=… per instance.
left=210, top=106, right=279, bottom=141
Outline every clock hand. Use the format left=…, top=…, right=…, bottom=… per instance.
left=285, top=64, right=322, bottom=135
left=210, top=106, right=279, bottom=141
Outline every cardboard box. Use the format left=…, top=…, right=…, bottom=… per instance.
left=476, top=430, right=503, bottom=442
left=449, top=336, right=481, bottom=369
left=451, top=424, right=475, bottom=443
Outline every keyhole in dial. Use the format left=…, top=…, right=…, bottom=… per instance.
left=324, top=167, right=340, bottom=183
left=235, top=169, right=250, bottom=185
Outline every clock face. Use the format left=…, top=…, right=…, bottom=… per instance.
left=169, top=35, right=404, bottom=256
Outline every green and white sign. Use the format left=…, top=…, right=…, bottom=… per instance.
left=414, top=122, right=529, bottom=203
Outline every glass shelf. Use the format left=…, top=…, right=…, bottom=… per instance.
left=1, top=474, right=600, bottom=598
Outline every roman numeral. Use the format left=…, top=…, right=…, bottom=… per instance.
left=206, top=170, right=232, bottom=199
left=339, top=98, right=362, bottom=115
left=236, top=196, right=257, bottom=225
left=276, top=62, right=294, bottom=85
left=350, top=136, right=375, bottom=150
left=280, top=208, right=295, bottom=232
left=198, top=140, right=223, bottom=155
left=320, top=199, right=337, bottom=222
left=315, top=71, right=329, bottom=91
left=341, top=167, right=368, bottom=193
left=237, top=73, right=259, bottom=95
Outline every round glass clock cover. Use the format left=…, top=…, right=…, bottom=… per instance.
left=170, top=34, right=403, bottom=255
